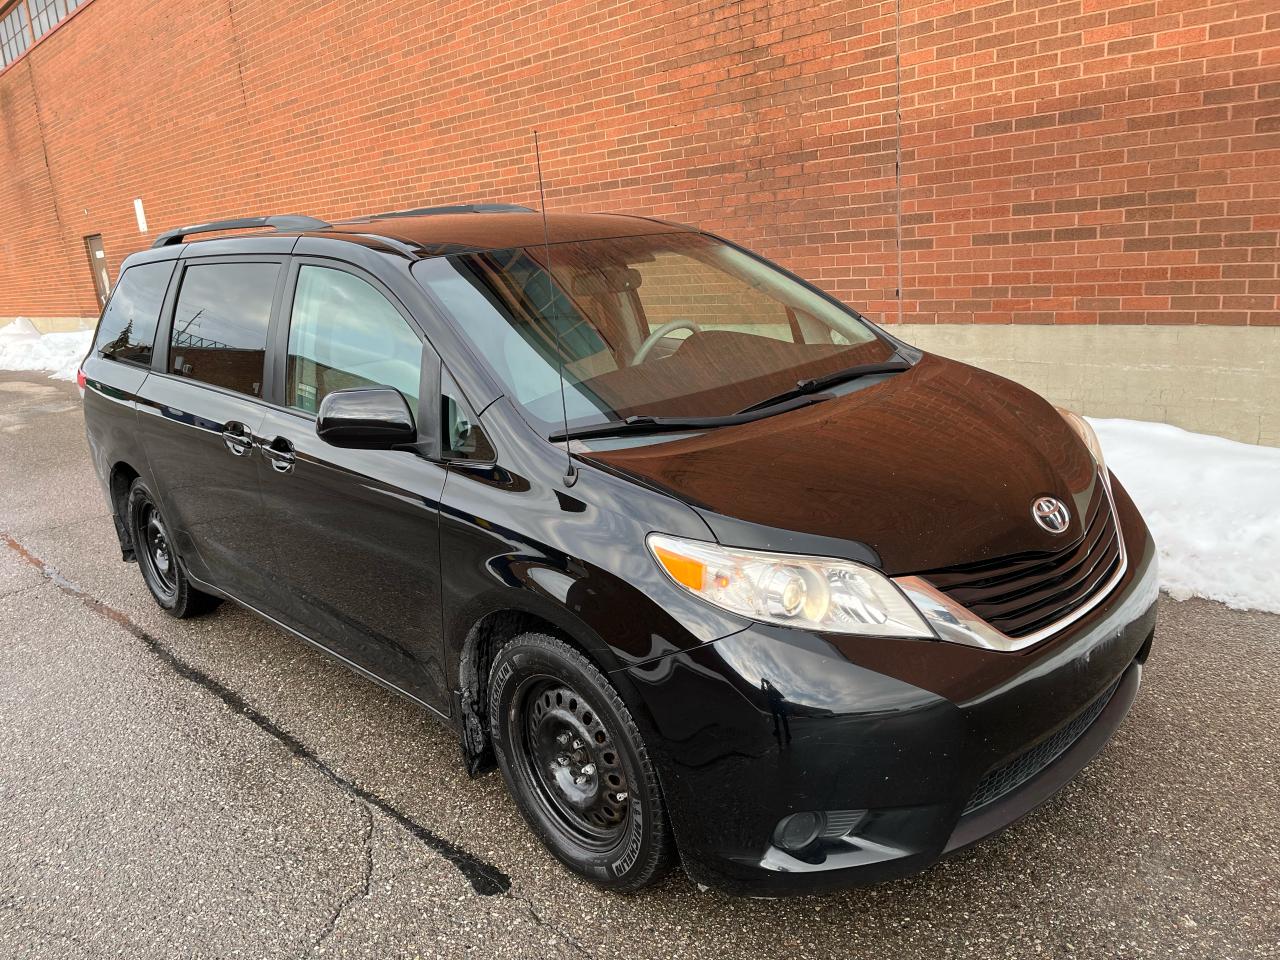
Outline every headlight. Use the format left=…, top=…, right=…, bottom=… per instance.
left=1056, top=406, right=1106, bottom=474
left=647, top=534, right=933, bottom=638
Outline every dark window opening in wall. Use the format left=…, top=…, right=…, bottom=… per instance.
left=84, top=234, right=109, bottom=309
left=28, top=0, right=80, bottom=40
left=0, top=2, right=30, bottom=67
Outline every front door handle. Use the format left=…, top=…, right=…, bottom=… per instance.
left=258, top=436, right=296, bottom=474
left=222, top=422, right=255, bottom=457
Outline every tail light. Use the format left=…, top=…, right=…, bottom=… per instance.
left=76, top=367, right=87, bottom=397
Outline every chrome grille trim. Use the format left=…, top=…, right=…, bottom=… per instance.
left=894, top=471, right=1128, bottom=653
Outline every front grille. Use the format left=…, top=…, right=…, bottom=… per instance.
left=920, top=478, right=1122, bottom=639
left=962, top=675, right=1122, bottom=815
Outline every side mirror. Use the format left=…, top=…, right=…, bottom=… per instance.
left=316, top=387, right=416, bottom=449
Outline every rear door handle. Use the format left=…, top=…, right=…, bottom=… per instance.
left=222, top=422, right=255, bottom=457
left=257, top=436, right=296, bottom=474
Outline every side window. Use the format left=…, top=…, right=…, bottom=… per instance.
left=170, top=262, right=280, bottom=397
left=286, top=265, right=422, bottom=414
left=441, top=369, right=494, bottom=461
left=93, top=261, right=174, bottom=366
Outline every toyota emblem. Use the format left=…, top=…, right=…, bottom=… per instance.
left=1032, top=496, right=1071, bottom=534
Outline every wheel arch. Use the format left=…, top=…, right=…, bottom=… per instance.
left=453, top=596, right=647, bottom=778
left=108, top=461, right=142, bottom=560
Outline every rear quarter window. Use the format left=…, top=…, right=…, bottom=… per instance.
left=93, top=261, right=175, bottom=366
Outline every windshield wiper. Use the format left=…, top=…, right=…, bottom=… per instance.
left=549, top=393, right=833, bottom=443
left=735, top=358, right=912, bottom=415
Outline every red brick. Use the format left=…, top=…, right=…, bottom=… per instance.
left=0, top=0, right=1274, bottom=331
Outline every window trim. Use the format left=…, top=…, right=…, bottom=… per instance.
left=0, top=1, right=30, bottom=69
left=28, top=0, right=84, bottom=41
left=0, top=0, right=97, bottom=78
left=155, top=254, right=289, bottom=402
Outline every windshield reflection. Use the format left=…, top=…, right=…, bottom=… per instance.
left=414, top=233, right=894, bottom=433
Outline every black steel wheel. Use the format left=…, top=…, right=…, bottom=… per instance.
left=489, top=633, right=674, bottom=891
left=138, top=499, right=177, bottom=597
left=126, top=478, right=219, bottom=618
left=519, top=680, right=632, bottom=847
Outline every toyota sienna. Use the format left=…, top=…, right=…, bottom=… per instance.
left=80, top=206, right=1159, bottom=895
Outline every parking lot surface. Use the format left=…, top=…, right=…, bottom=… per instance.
left=0, top=370, right=1277, bottom=959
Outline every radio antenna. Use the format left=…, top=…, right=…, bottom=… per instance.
left=534, top=129, right=577, bottom=487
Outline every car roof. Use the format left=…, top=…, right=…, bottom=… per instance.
left=326, top=210, right=695, bottom=255
left=159, top=209, right=697, bottom=260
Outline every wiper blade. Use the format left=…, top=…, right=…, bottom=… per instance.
left=549, top=393, right=832, bottom=443
left=735, top=359, right=911, bottom=415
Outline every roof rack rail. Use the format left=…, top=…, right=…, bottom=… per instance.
left=364, top=203, right=535, bottom=220
left=151, top=215, right=330, bottom=248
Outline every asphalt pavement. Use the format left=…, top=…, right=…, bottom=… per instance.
left=0, top=370, right=1276, bottom=959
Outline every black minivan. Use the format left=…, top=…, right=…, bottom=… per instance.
left=81, top=206, right=1158, bottom=896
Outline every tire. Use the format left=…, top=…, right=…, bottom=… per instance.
left=488, top=632, right=674, bottom=892
left=126, top=478, right=219, bottom=619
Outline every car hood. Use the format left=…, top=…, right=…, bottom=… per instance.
left=576, top=353, right=1100, bottom=575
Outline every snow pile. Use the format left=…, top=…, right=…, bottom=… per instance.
left=1090, top=417, right=1280, bottom=615
left=0, top=319, right=93, bottom=381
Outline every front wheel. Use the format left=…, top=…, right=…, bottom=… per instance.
left=488, top=633, right=674, bottom=891
left=126, top=479, right=219, bottom=619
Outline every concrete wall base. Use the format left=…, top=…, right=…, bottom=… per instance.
left=895, top=324, right=1279, bottom=447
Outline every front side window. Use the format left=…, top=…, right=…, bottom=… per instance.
left=170, top=262, right=280, bottom=397
left=93, top=260, right=174, bottom=366
left=413, top=233, right=891, bottom=433
left=286, top=266, right=422, bottom=415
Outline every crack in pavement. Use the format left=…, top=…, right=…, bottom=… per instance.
left=509, top=892, right=597, bottom=959
left=304, top=801, right=376, bottom=957
left=293, top=853, right=597, bottom=957
left=0, top=580, right=44, bottom=602
left=1, top=532, right=512, bottom=897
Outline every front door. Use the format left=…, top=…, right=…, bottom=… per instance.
left=254, top=260, right=450, bottom=710
left=135, top=257, right=284, bottom=613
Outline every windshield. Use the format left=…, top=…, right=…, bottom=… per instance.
left=413, top=232, right=894, bottom=434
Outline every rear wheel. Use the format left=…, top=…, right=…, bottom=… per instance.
left=126, top=479, right=219, bottom=618
left=488, top=633, right=674, bottom=891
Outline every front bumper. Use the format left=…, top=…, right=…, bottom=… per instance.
left=621, top=480, right=1159, bottom=896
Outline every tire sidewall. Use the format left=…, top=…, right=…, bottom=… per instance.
left=488, top=636, right=662, bottom=890
left=127, top=479, right=181, bottom=611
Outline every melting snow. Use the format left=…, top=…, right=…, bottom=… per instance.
left=1091, top=417, right=1280, bottom=615
left=0, top=318, right=93, bottom=382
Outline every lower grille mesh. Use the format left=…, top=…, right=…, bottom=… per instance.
left=962, top=675, right=1123, bottom=815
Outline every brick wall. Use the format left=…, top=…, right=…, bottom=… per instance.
left=0, top=0, right=1277, bottom=329
left=898, top=0, right=1280, bottom=327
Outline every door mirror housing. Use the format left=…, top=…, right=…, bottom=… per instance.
left=316, top=387, right=416, bottom=449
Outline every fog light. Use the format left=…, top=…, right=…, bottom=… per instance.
left=772, top=811, right=827, bottom=852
